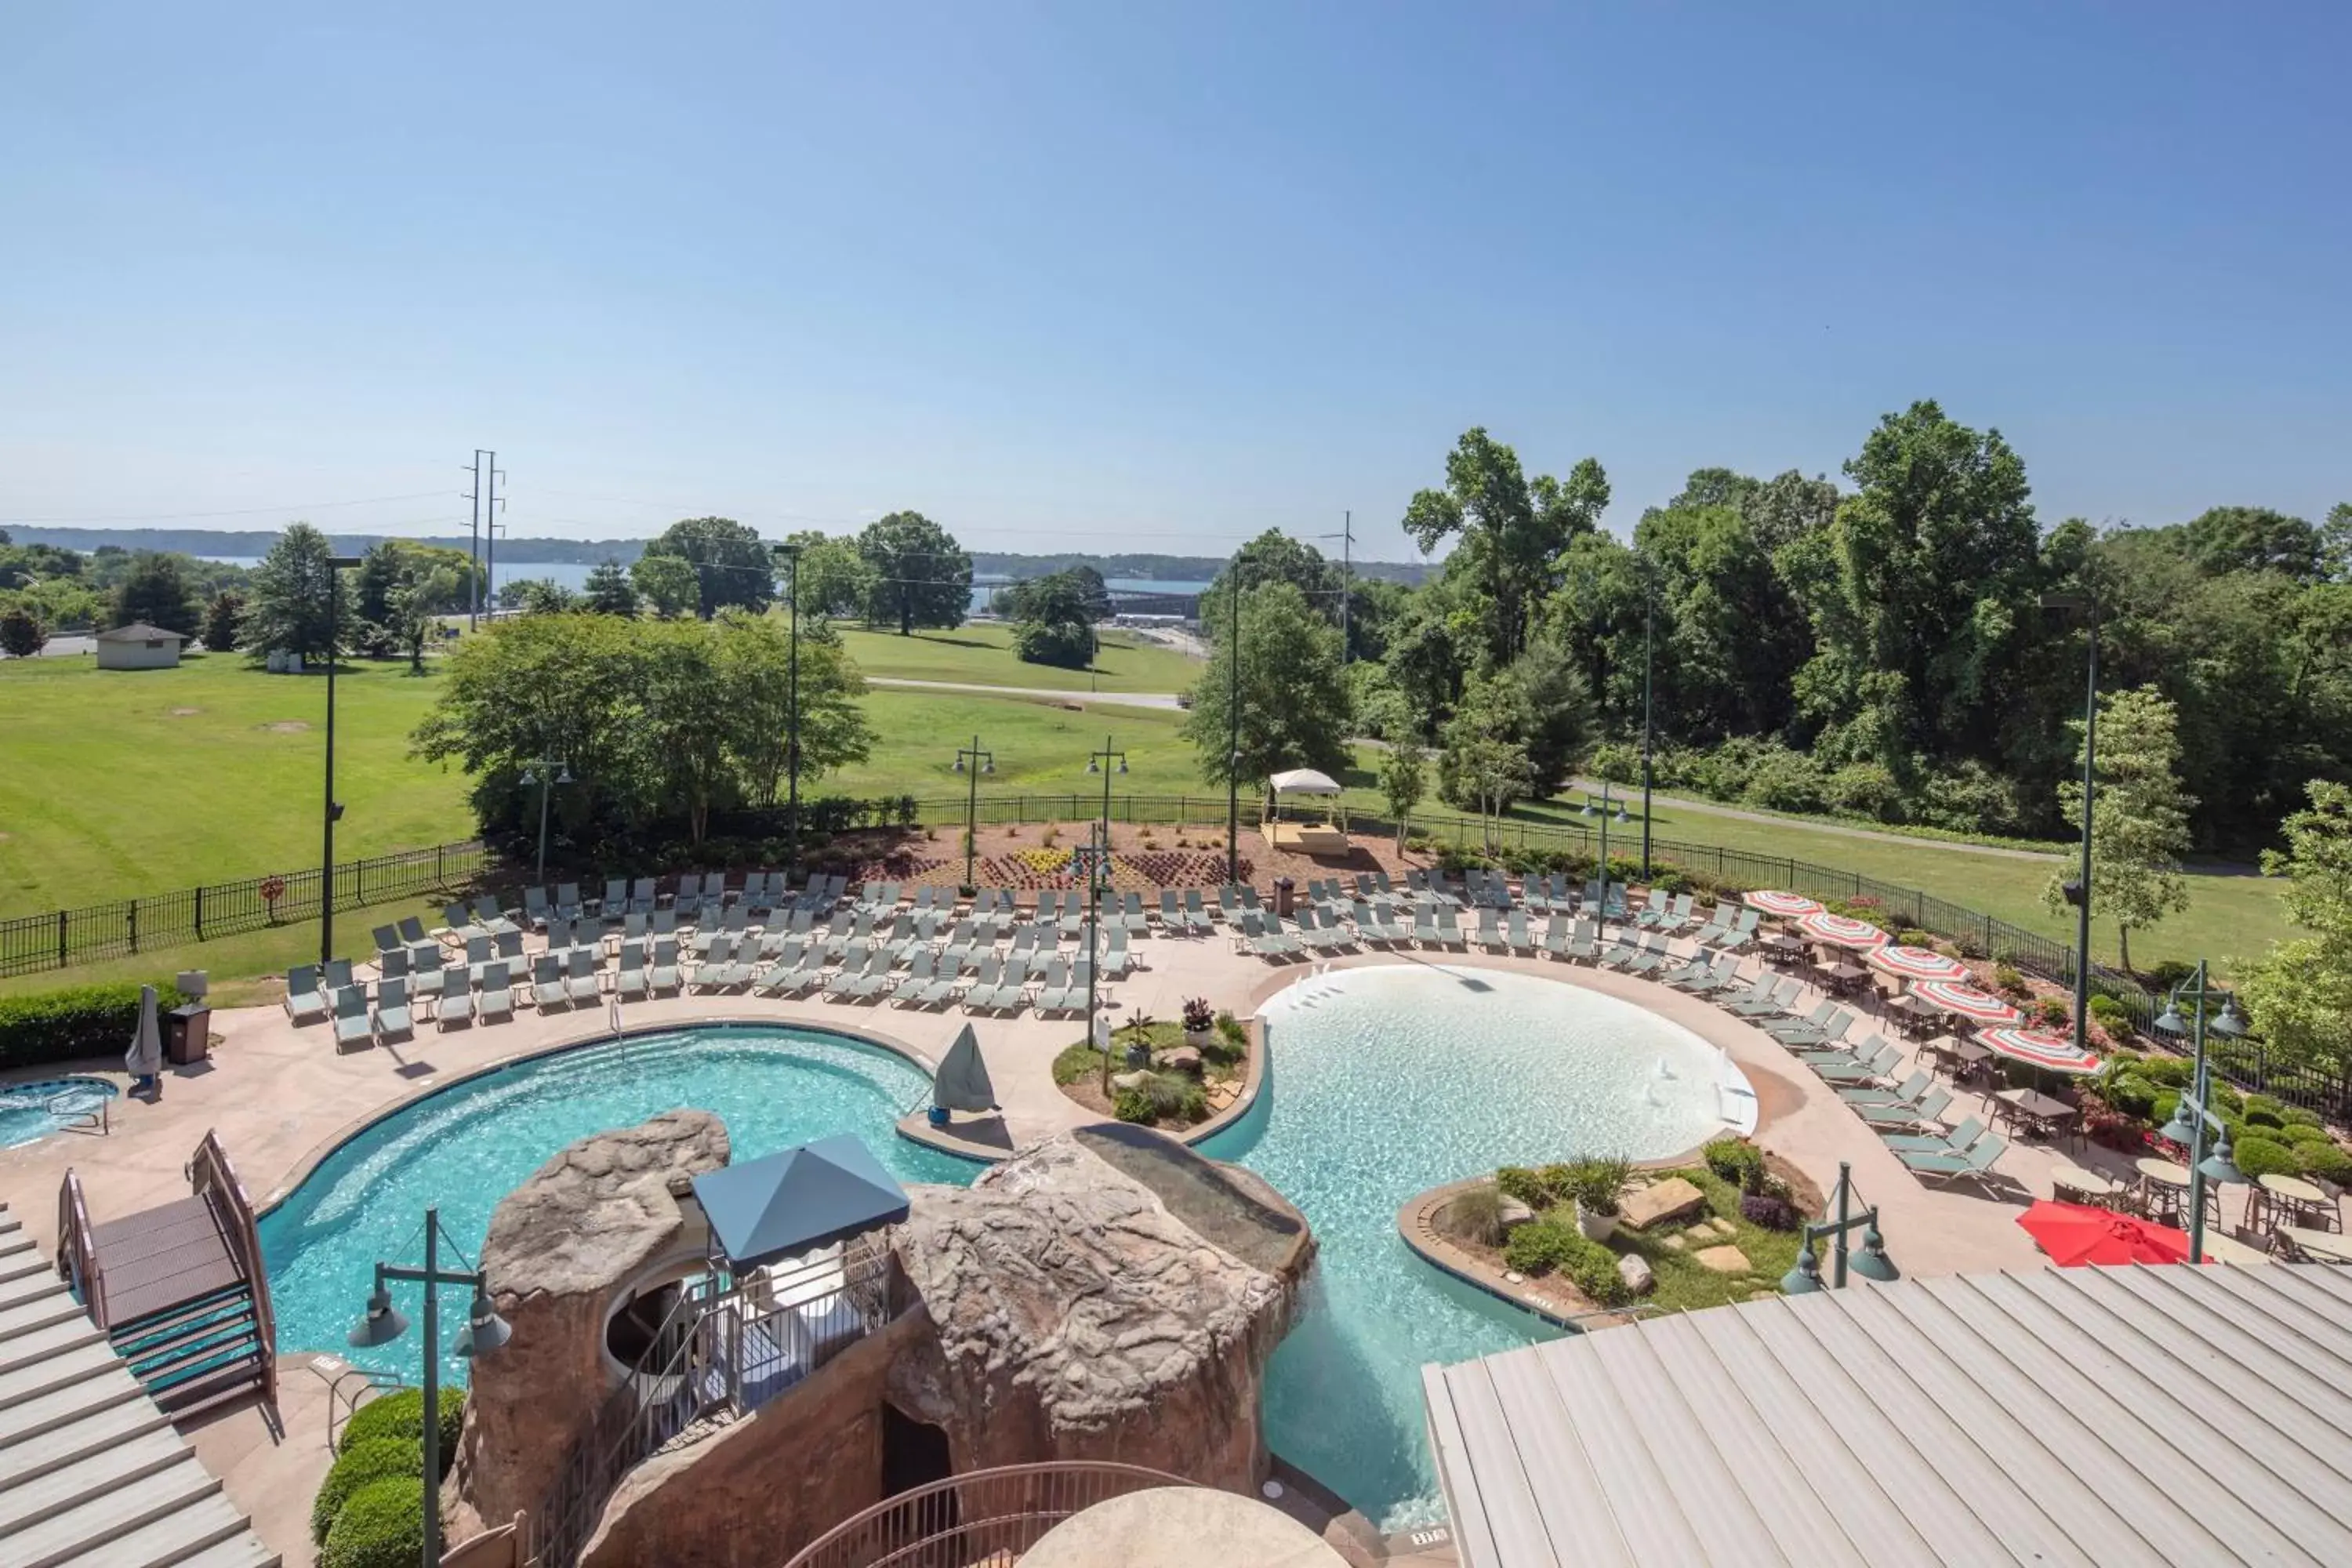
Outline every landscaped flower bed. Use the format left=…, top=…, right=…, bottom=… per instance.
left=1050, top=1008, right=1249, bottom=1130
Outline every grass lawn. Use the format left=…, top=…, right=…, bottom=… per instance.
left=1612, top=1167, right=1806, bottom=1316
left=834, top=622, right=1203, bottom=694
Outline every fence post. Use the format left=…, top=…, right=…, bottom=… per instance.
left=57, top=909, right=67, bottom=969
left=128, top=899, right=138, bottom=954
left=437, top=844, right=445, bottom=886
left=1787, top=856, right=1797, bottom=884
left=194, top=884, right=204, bottom=942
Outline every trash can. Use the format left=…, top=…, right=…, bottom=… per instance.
left=1272, top=877, right=1295, bottom=916
left=165, top=1004, right=212, bottom=1066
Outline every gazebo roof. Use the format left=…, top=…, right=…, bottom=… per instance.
left=1266, top=768, right=1342, bottom=795
left=689, top=1134, right=910, bottom=1268
left=95, top=622, right=189, bottom=643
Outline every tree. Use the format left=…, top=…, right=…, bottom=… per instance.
left=107, top=551, right=201, bottom=636
left=1488, top=637, right=1593, bottom=798
left=516, top=579, right=579, bottom=616
left=1377, top=745, right=1426, bottom=848
left=2180, top=506, right=2321, bottom=581
left=201, top=591, right=244, bottom=654
left=857, top=512, right=971, bottom=635
left=2234, top=779, right=2352, bottom=1076
left=710, top=611, right=873, bottom=808
left=240, top=523, right=357, bottom=664
left=2323, top=502, right=2351, bottom=583
left=392, top=566, right=461, bottom=671
left=1402, top=428, right=1610, bottom=667
left=1201, top=531, right=1341, bottom=642
left=1008, top=572, right=1098, bottom=668
left=0, top=605, right=45, bottom=658
left=2041, top=684, right=2194, bottom=971
left=783, top=532, right=878, bottom=619
left=1181, top=580, right=1352, bottom=787
left=641, top=517, right=773, bottom=618
left=630, top=554, right=699, bottom=619
left=582, top=560, right=639, bottom=615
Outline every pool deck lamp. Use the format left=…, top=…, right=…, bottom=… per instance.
left=1782, top=1162, right=1898, bottom=1294
left=2149, top=958, right=2245, bottom=1263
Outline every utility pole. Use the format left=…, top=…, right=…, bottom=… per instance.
left=1320, top=512, right=1356, bottom=662
left=462, top=452, right=488, bottom=630
left=482, top=453, right=505, bottom=615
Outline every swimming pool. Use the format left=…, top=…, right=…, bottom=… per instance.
left=259, top=1025, right=974, bottom=1388
left=0, top=1076, right=118, bottom=1147
left=1200, top=964, right=1751, bottom=1530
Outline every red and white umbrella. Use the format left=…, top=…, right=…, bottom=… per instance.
left=1797, top=911, right=1889, bottom=949
left=1866, top=944, right=1971, bottom=983
left=1746, top=890, right=1822, bottom=919
left=1980, top=1026, right=2102, bottom=1076
left=1912, top=980, right=2023, bottom=1025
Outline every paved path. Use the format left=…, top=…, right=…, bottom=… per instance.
left=1563, top=777, right=2063, bottom=862
left=869, top=676, right=1186, bottom=711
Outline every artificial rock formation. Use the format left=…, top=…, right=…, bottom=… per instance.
left=448, top=1109, right=731, bottom=1533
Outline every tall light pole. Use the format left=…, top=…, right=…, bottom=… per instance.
left=347, top=1207, right=510, bottom=1568
left=1582, top=782, right=1630, bottom=921
left=1780, top=1163, right=1900, bottom=1292
left=2151, top=963, right=2249, bottom=1265
left=2044, top=593, right=2102, bottom=1067
left=953, top=735, right=993, bottom=893
left=321, top=554, right=362, bottom=965
left=1639, top=558, right=1655, bottom=878
left=1087, top=735, right=1127, bottom=1093
left=775, top=543, right=803, bottom=874
left=521, top=757, right=572, bottom=881
left=1223, top=564, right=1244, bottom=887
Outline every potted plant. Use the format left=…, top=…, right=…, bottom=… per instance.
left=1121, top=1012, right=1159, bottom=1069
left=1181, top=996, right=1215, bottom=1048
left=1567, top=1156, right=1630, bottom=1242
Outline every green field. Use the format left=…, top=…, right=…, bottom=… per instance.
left=0, top=640, right=2295, bottom=980
left=834, top=622, right=1202, bottom=693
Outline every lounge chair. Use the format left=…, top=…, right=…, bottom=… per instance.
left=774, top=948, right=829, bottom=998
left=564, top=947, right=601, bottom=1007
left=434, top=967, right=473, bottom=1030
left=1435, top=907, right=1463, bottom=947
left=285, top=964, right=328, bottom=1024
left=1664, top=891, right=1697, bottom=930
left=1664, top=952, right=1730, bottom=992
left=1058, top=894, right=1090, bottom=941
left=331, top=985, right=373, bottom=1048
left=1033, top=956, right=1075, bottom=1013
left=615, top=939, right=651, bottom=1001
left=324, top=957, right=356, bottom=993
left=411, top=942, right=444, bottom=984
left=531, top=954, right=568, bottom=1010
left=1230, top=909, right=1264, bottom=951
left=474, top=896, right=519, bottom=939
left=1635, top=889, right=1671, bottom=928
left=1410, top=904, right=1439, bottom=947
left=1122, top=891, right=1149, bottom=935
left=1728, top=977, right=1806, bottom=1018
left=960, top=956, right=1005, bottom=1012
left=649, top=908, right=679, bottom=939
left=750, top=940, right=807, bottom=996
left=521, top=888, right=552, bottom=931
left=1807, top=1042, right=1900, bottom=1086
left=1838, top=1069, right=1931, bottom=1108
left=1622, top=933, right=1672, bottom=975
left=371, top=923, right=401, bottom=956
left=1710, top=909, right=1762, bottom=951
left=648, top=937, right=681, bottom=993
left=891, top=949, right=938, bottom=1006
left=597, top=878, right=628, bottom=918
left=368, top=977, right=409, bottom=1040
left=1896, top=1134, right=2009, bottom=1188
left=844, top=949, right=895, bottom=1001
left=995, top=956, right=1033, bottom=1012
left=396, top=915, right=429, bottom=946
left=912, top=887, right=940, bottom=916
left=920, top=953, right=964, bottom=1007
left=1473, top=907, right=1504, bottom=950
left=478, top=961, right=514, bottom=1022
left=627, top=877, right=656, bottom=915
left=1184, top=888, right=1214, bottom=934
left=1688, top=904, right=1733, bottom=946
left=1159, top=889, right=1184, bottom=931
left=1852, top=1085, right=1955, bottom=1131
left=1501, top=909, right=1534, bottom=953
left=554, top=882, right=583, bottom=922
left=1773, top=1007, right=1857, bottom=1050
left=1880, top=1116, right=1989, bottom=1156
left=1249, top=914, right=1296, bottom=960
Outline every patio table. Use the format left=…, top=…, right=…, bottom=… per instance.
left=2135, top=1157, right=2190, bottom=1225
left=1882, top=993, right=1942, bottom=1037
left=1994, top=1087, right=2081, bottom=1148
left=2252, top=1172, right=2336, bottom=1235
left=1923, top=1035, right=1993, bottom=1083
left=2049, top=1165, right=2119, bottom=1208
left=2277, top=1225, right=2352, bottom=1264
left=1819, top=960, right=1871, bottom=996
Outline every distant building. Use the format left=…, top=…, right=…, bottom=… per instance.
left=94, top=622, right=188, bottom=670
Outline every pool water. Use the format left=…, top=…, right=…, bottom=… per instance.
left=258, top=1027, right=973, bottom=1388
left=0, top=1076, right=118, bottom=1146
left=1200, top=964, right=1744, bottom=1530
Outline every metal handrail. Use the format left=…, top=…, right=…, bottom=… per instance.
left=187, top=1129, right=278, bottom=1406
left=55, top=1169, right=103, bottom=1327
left=326, top=1365, right=412, bottom=1451
left=780, top=1461, right=1199, bottom=1568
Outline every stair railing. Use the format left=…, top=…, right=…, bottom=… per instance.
left=56, top=1168, right=105, bottom=1327
left=187, top=1129, right=278, bottom=1406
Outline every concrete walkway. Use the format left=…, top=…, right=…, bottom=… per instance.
left=868, top=676, right=1185, bottom=711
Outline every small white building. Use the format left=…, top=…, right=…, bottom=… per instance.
left=94, top=622, right=189, bottom=670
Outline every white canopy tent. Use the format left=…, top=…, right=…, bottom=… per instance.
left=1262, top=768, right=1348, bottom=853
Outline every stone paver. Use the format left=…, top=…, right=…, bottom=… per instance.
left=1692, top=1244, right=1752, bottom=1273
left=1620, top=1177, right=1708, bottom=1231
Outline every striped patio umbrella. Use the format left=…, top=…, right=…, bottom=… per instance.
left=1980, top=1026, right=2102, bottom=1076
left=1912, top=979, right=2023, bottom=1025
left=1745, top=890, right=1822, bottom=919
left=1796, top=911, right=1889, bottom=949
left=1865, top=944, right=1971, bottom=983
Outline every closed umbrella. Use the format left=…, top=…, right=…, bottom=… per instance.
left=1911, top=979, right=2023, bottom=1026
left=1865, top=944, right=1971, bottom=983
left=125, top=982, right=162, bottom=1092
left=1797, top=911, right=1889, bottom=949
left=1745, top=890, right=1822, bottom=918
left=1980, top=1025, right=2102, bottom=1076
left=2016, top=1200, right=2192, bottom=1267
left=931, top=1023, right=999, bottom=1115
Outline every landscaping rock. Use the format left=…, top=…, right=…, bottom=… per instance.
left=1617, top=1254, right=1655, bottom=1296
left=1111, top=1069, right=1153, bottom=1091
left=1619, top=1177, right=1708, bottom=1232
left=1693, top=1244, right=1753, bottom=1274
left=1153, top=1046, right=1203, bottom=1075
left=1496, top=1196, right=1537, bottom=1231
left=1660, top=1233, right=1686, bottom=1253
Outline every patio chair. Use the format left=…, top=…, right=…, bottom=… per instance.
left=593, top=877, right=626, bottom=917
left=1689, top=904, right=1733, bottom=946
left=1537, top=913, right=1572, bottom=960
left=377, top=947, right=411, bottom=989
left=844, top=949, right=895, bottom=1001
left=1183, top=888, right=1214, bottom=934
left=1501, top=909, right=1533, bottom=953
left=961, top=956, right=1006, bottom=1011
left=1838, top=1069, right=1932, bottom=1108
left=396, top=915, right=430, bottom=946
left=530, top=954, right=567, bottom=1010
left=1852, top=1085, right=1955, bottom=1131
left=1896, top=1134, right=2009, bottom=1189
left=1808, top=1041, right=1901, bottom=1086
left=1593, top=930, right=1642, bottom=971
left=1159, top=889, right=1185, bottom=931
left=1711, top=909, right=1762, bottom=951
left=1123, top=891, right=1150, bottom=934
left=1662, top=892, right=1697, bottom=931
left=1406, top=904, right=1436, bottom=947
left=564, top=946, right=601, bottom=1007
left=1102, top=926, right=1136, bottom=975
left=363, top=975, right=408, bottom=1040
left=748, top=939, right=806, bottom=996
left=1031, top=956, right=1074, bottom=1013
left=1473, top=907, right=1504, bottom=950
left=477, top=964, right=515, bottom=1025
left=1774, top=1007, right=1858, bottom=1050
left=324, top=957, right=356, bottom=993
left=1635, top=889, right=1671, bottom=928
left=615, top=939, right=651, bottom=1001
left=330, top=985, right=373, bottom=1047
left=891, top=949, right=938, bottom=1006
left=1436, top=907, right=1465, bottom=947
left=1248, top=913, right=1294, bottom=960
left=645, top=937, right=680, bottom=993
left=284, top=964, right=328, bottom=1024
left=648, top=907, right=677, bottom=939
left=474, top=896, right=520, bottom=939
left=521, top=887, right=552, bottom=931
left=1663, top=951, right=1727, bottom=991
left=372, top=923, right=402, bottom=955
left=1728, top=977, right=1806, bottom=1018
left=1880, top=1116, right=1990, bottom=1156
left=920, top=953, right=964, bottom=1007
left=775, top=948, right=829, bottom=998
left=434, top=967, right=474, bottom=1030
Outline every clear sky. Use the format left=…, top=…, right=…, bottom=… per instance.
left=2, top=3, right=2345, bottom=560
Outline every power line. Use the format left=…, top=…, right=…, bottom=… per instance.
left=0, top=491, right=459, bottom=524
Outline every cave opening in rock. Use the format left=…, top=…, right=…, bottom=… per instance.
left=880, top=1402, right=956, bottom=1515
left=604, top=1279, right=684, bottom=1368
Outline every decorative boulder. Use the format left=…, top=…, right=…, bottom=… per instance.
left=1111, top=1069, right=1154, bottom=1091
left=1496, top=1196, right=1537, bottom=1231
left=1617, top=1253, right=1655, bottom=1296
left=1153, top=1046, right=1203, bottom=1076
left=1619, top=1176, right=1708, bottom=1232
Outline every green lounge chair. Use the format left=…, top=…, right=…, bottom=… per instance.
left=1881, top=1116, right=1988, bottom=1156
left=433, top=967, right=473, bottom=1030
left=374, top=977, right=412, bottom=1040
left=331, top=985, right=373, bottom=1048
left=284, top=964, right=328, bottom=1025
left=1852, top=1085, right=1955, bottom=1130
left=1896, top=1134, right=2009, bottom=1188
left=478, top=961, right=514, bottom=1023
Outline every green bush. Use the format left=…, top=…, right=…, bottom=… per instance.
left=320, top=1475, right=426, bottom=1568
left=1112, top=1072, right=1205, bottom=1126
left=1702, top=1138, right=1767, bottom=1190
left=2136, top=1055, right=2194, bottom=1087
left=2230, top=1135, right=2300, bottom=1181
left=2295, top=1142, right=2352, bottom=1185
left=0, top=982, right=154, bottom=1072
left=2088, top=994, right=2132, bottom=1032
left=2282, top=1122, right=2336, bottom=1148
left=1501, top=1218, right=1580, bottom=1274
left=1440, top=1185, right=1506, bottom=1247
left=341, top=1386, right=465, bottom=1457
left=2243, top=1107, right=2285, bottom=1131
left=1992, top=963, right=2027, bottom=997
left=2143, top=960, right=2196, bottom=993
left=1563, top=1242, right=1631, bottom=1308
left=2034, top=997, right=2070, bottom=1029
left=2280, top=1105, right=2325, bottom=1129
left=312, top=1438, right=421, bottom=1543
left=1495, top=1166, right=1548, bottom=1207
left=1214, top=1010, right=1247, bottom=1047
left=2100, top=1073, right=2158, bottom=1121
left=1561, top=1156, right=1631, bottom=1218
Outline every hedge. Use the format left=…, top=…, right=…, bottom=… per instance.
left=320, top=1475, right=425, bottom=1568
left=341, top=1386, right=465, bottom=1457
left=312, top=1438, right=421, bottom=1544
left=0, top=982, right=154, bottom=1072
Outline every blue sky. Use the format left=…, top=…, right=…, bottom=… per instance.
left=2, top=3, right=2345, bottom=560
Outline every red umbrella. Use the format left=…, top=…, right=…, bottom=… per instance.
left=1746, top=890, right=1822, bottom=918
left=2016, top=1200, right=2194, bottom=1267
left=1797, top=910, right=1889, bottom=949
left=1866, top=944, right=1971, bottom=983
left=1980, top=1025, right=2102, bottom=1076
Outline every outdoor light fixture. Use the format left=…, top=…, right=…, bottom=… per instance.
left=347, top=1276, right=408, bottom=1348
left=1087, top=736, right=1128, bottom=1091
left=954, top=736, right=994, bottom=891
left=1780, top=1163, right=1897, bottom=1294
left=456, top=1283, right=513, bottom=1358
left=1781, top=1243, right=1825, bottom=1295
left=2152, top=959, right=2244, bottom=1263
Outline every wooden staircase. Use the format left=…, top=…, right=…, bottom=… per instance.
left=0, top=1199, right=278, bottom=1566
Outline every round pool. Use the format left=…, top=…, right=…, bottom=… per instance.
left=260, top=1025, right=974, bottom=1388
left=0, top=1076, right=119, bottom=1147
left=1200, top=963, right=1753, bottom=1530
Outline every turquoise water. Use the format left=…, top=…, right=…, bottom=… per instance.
left=258, top=1026, right=973, bottom=1388
left=0, top=1076, right=118, bottom=1147
left=1200, top=964, right=1737, bottom=1530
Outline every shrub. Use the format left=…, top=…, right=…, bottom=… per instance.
left=2280, top=1105, right=2324, bottom=1129
left=1895, top=927, right=1933, bottom=948
left=1214, top=1010, right=1247, bottom=1047
left=1738, top=1191, right=1800, bottom=1230
left=1563, top=1242, right=1631, bottom=1308
left=2099, top=1074, right=2158, bottom=1121
left=312, top=1438, right=421, bottom=1543
left=2136, top=1054, right=2194, bottom=1087
left=2296, top=1142, right=2352, bottom=1185
left=2082, top=1103, right=2148, bottom=1153
left=1702, top=1138, right=1766, bottom=1189
left=2283, top=1122, right=2336, bottom=1147
left=2035, top=997, right=2070, bottom=1029
left=1562, top=1156, right=1631, bottom=1218
left=2088, top=994, right=2132, bottom=1034
left=1440, top=1185, right=1506, bottom=1248
left=1495, top=1166, right=1548, bottom=1207
left=2243, top=1107, right=2285, bottom=1131
left=0, top=982, right=154, bottom=1072
left=1502, top=1218, right=1579, bottom=1275
left=1646, top=867, right=1692, bottom=895
left=2143, top=960, right=2196, bottom=993
left=340, top=1386, right=465, bottom=1457
left=1112, top=1072, right=1206, bottom=1126
left=2230, top=1135, right=2300, bottom=1181
left=320, top=1475, right=426, bottom=1568
left=1992, top=963, right=2027, bottom=998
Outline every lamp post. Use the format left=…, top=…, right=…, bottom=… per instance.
left=347, top=1206, right=511, bottom=1568
left=2043, top=593, right=2102, bottom=1070
left=321, top=554, right=362, bottom=965
left=1223, top=564, right=1244, bottom=888
left=775, top=543, right=803, bottom=875
left=2151, top=961, right=2249, bottom=1265
left=1087, top=735, right=1127, bottom=1093
left=953, top=735, right=993, bottom=893
left=1780, top=1162, right=1900, bottom=1293
left=1639, top=558, right=1655, bottom=879
left=519, top=757, right=573, bottom=881
left=1581, top=781, right=1632, bottom=922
